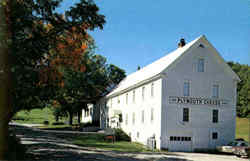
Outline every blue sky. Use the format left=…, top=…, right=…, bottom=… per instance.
left=60, top=0, right=250, bottom=74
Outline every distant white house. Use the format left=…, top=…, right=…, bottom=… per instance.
left=82, top=35, right=240, bottom=152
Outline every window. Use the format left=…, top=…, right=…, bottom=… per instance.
left=170, top=136, right=191, bottom=141
left=151, top=108, right=154, bottom=122
left=141, top=110, right=145, bottom=123
left=126, top=93, right=128, bottom=104
left=119, top=114, right=123, bottom=123
left=125, top=114, right=128, bottom=125
left=212, top=109, right=218, bottom=123
left=151, top=83, right=154, bottom=97
left=183, top=108, right=189, bottom=122
left=118, top=96, right=120, bottom=104
left=183, top=82, right=190, bottom=96
left=133, top=90, right=135, bottom=103
left=198, top=58, right=204, bottom=72
left=132, top=112, right=135, bottom=125
left=212, top=84, right=219, bottom=98
left=142, top=87, right=145, bottom=100
left=137, top=132, right=140, bottom=138
left=212, top=132, right=218, bottom=140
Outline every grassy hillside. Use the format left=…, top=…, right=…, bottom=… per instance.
left=236, top=117, right=249, bottom=142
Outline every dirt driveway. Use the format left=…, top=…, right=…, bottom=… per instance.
left=11, top=125, right=247, bottom=161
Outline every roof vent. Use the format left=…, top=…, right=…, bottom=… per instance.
left=199, top=44, right=205, bottom=48
left=178, top=38, right=186, bottom=48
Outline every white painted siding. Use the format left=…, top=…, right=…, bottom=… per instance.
left=161, top=38, right=237, bottom=151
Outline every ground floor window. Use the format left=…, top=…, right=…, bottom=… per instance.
left=170, top=136, right=191, bottom=141
left=212, top=132, right=218, bottom=140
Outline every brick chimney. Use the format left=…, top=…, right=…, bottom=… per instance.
left=178, top=38, right=186, bottom=48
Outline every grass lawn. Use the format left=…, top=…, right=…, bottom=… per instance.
left=236, top=117, right=249, bottom=142
left=72, top=133, right=150, bottom=152
left=13, top=108, right=55, bottom=124
left=13, top=107, right=78, bottom=128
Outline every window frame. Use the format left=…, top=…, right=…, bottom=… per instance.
left=151, top=108, right=154, bottom=122
left=212, top=109, right=219, bottom=123
left=142, top=86, right=145, bottom=100
left=183, top=108, right=189, bottom=122
left=212, top=84, right=219, bottom=98
left=212, top=132, right=218, bottom=140
left=133, top=90, right=135, bottom=103
left=151, top=83, right=154, bottom=97
left=132, top=112, right=135, bottom=125
left=183, top=81, right=190, bottom=97
left=126, top=93, right=128, bottom=104
left=125, top=113, right=128, bottom=125
left=141, top=110, right=145, bottom=123
left=198, top=58, right=205, bottom=72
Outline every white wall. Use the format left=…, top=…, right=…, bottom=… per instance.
left=161, top=39, right=237, bottom=151
left=107, top=77, right=163, bottom=148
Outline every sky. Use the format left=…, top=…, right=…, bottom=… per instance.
left=60, top=0, right=250, bottom=74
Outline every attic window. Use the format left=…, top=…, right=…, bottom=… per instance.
left=199, top=44, right=205, bottom=48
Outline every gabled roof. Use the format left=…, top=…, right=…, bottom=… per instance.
left=106, top=35, right=240, bottom=98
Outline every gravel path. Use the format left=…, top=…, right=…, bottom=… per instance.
left=10, top=124, right=247, bottom=161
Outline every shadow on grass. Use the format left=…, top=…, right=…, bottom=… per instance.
left=25, top=143, right=191, bottom=161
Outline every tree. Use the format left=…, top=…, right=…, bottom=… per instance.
left=52, top=53, right=126, bottom=125
left=0, top=0, right=105, bottom=159
left=227, top=61, right=250, bottom=117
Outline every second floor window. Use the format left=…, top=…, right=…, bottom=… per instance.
left=126, top=93, right=128, bottom=104
left=198, top=58, right=205, bottom=72
left=183, top=82, right=190, bottom=96
left=142, top=87, right=145, bottom=100
left=151, top=83, right=154, bottom=97
left=133, top=90, right=135, bottom=103
left=212, top=84, right=219, bottom=98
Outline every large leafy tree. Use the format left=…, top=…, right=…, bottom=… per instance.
left=0, top=0, right=105, bottom=159
left=53, top=53, right=126, bottom=125
left=228, top=62, right=250, bottom=117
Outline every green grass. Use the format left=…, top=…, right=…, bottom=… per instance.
left=13, top=108, right=55, bottom=124
left=236, top=117, right=250, bottom=142
left=72, top=133, right=150, bottom=152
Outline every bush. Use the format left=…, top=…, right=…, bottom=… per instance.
left=52, top=122, right=65, bottom=125
left=114, top=128, right=131, bottom=141
left=43, top=120, right=49, bottom=125
left=5, top=133, right=26, bottom=160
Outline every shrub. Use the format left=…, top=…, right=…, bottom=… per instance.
left=43, top=120, right=49, bottom=125
left=5, top=133, right=26, bottom=160
left=52, top=122, right=65, bottom=125
left=114, top=128, right=131, bottom=141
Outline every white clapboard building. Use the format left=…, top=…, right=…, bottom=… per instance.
left=82, top=35, right=240, bottom=152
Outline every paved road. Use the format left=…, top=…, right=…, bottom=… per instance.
left=11, top=125, right=247, bottom=161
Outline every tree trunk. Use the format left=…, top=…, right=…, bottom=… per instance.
left=0, top=1, right=12, bottom=160
left=77, top=109, right=81, bottom=124
left=68, top=111, right=73, bottom=125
